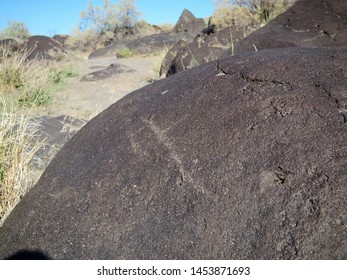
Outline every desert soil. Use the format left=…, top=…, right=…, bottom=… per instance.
left=36, top=53, right=163, bottom=121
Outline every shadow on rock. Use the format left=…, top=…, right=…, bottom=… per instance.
left=5, top=249, right=52, bottom=260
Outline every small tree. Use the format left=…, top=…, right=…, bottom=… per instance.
left=117, top=0, right=140, bottom=29
left=80, top=0, right=120, bottom=32
left=68, top=0, right=141, bottom=52
left=80, top=0, right=140, bottom=32
left=0, top=20, right=31, bottom=43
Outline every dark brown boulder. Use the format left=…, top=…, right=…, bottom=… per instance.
left=164, top=0, right=347, bottom=76
left=234, top=0, right=347, bottom=54
left=88, top=32, right=194, bottom=59
left=80, top=63, right=135, bottom=82
left=0, top=47, right=346, bottom=260
left=159, top=39, right=189, bottom=78
left=20, top=35, right=65, bottom=60
left=160, top=25, right=245, bottom=77
left=52, top=34, right=70, bottom=46
left=88, top=39, right=131, bottom=59
left=173, top=9, right=206, bottom=35
left=126, top=32, right=195, bottom=55
left=0, top=38, right=18, bottom=53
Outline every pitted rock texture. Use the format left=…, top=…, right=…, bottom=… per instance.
left=234, top=0, right=347, bottom=53
left=0, top=47, right=346, bottom=260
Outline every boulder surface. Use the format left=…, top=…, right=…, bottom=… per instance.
left=0, top=47, right=346, bottom=260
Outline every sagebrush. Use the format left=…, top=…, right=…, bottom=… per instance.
left=0, top=20, right=31, bottom=44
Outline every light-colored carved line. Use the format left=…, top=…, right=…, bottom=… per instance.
left=142, top=118, right=213, bottom=197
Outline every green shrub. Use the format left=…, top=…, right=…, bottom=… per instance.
left=0, top=67, right=23, bottom=91
left=51, top=68, right=79, bottom=84
left=0, top=46, right=77, bottom=107
left=117, top=46, right=133, bottom=58
left=0, top=20, right=31, bottom=43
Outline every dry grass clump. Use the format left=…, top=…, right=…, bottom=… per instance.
left=116, top=46, right=133, bottom=58
left=65, top=28, right=102, bottom=53
left=0, top=47, right=78, bottom=226
left=0, top=46, right=77, bottom=107
left=158, top=23, right=173, bottom=33
left=151, top=47, right=170, bottom=80
left=211, top=0, right=295, bottom=31
left=134, top=20, right=162, bottom=36
left=0, top=100, right=42, bottom=226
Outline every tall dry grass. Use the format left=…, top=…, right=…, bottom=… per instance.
left=0, top=99, right=43, bottom=226
left=0, top=46, right=78, bottom=226
left=0, top=46, right=76, bottom=107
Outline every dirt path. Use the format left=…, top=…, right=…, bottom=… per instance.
left=39, top=54, right=163, bottom=121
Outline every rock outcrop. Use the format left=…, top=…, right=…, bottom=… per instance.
left=0, top=47, right=346, bottom=260
left=160, top=25, right=245, bottom=77
left=88, top=9, right=206, bottom=59
left=172, top=9, right=206, bottom=35
left=162, top=0, right=347, bottom=77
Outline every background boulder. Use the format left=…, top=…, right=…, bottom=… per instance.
left=0, top=47, right=346, bottom=260
left=80, top=63, right=135, bottom=82
left=162, top=0, right=347, bottom=77
left=88, top=9, right=206, bottom=59
left=20, top=35, right=65, bottom=60
left=172, top=9, right=206, bottom=36
left=160, top=25, right=245, bottom=77
left=0, top=38, right=18, bottom=53
left=88, top=32, right=195, bottom=59
left=52, top=34, right=70, bottom=46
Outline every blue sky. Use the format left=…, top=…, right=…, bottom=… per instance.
left=0, top=0, right=215, bottom=36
